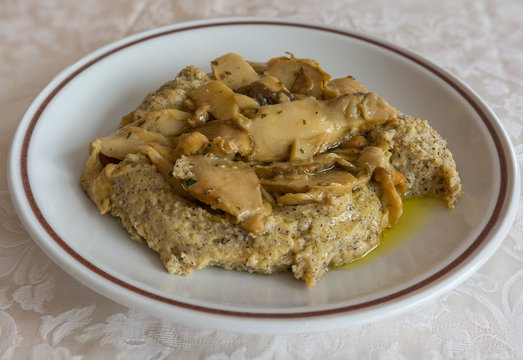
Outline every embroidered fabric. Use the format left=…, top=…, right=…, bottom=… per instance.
left=1, top=0, right=522, bottom=358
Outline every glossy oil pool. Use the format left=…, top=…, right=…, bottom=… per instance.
left=334, top=197, right=444, bottom=270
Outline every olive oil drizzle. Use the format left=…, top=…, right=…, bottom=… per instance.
left=334, top=197, right=444, bottom=270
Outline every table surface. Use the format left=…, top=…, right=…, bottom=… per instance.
left=1, top=0, right=522, bottom=358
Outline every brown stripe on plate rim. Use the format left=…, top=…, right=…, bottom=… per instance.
left=19, top=20, right=508, bottom=319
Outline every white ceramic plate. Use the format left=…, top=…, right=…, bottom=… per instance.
left=8, top=18, right=520, bottom=333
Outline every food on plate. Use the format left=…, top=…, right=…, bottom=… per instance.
left=81, top=52, right=461, bottom=287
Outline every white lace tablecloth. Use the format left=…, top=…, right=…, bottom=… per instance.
left=1, top=1, right=522, bottom=358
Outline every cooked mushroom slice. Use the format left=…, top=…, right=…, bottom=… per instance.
left=247, top=97, right=322, bottom=161
left=336, top=92, right=397, bottom=132
left=289, top=134, right=329, bottom=161
left=134, top=108, right=192, bottom=136
left=194, top=120, right=253, bottom=157
left=247, top=61, right=268, bottom=74
left=237, top=75, right=291, bottom=105
left=341, top=135, right=369, bottom=149
left=82, top=127, right=189, bottom=201
left=332, top=147, right=362, bottom=163
left=261, top=170, right=369, bottom=206
left=322, top=76, right=368, bottom=99
left=361, top=93, right=396, bottom=124
left=187, top=104, right=211, bottom=128
left=259, top=75, right=289, bottom=92
left=291, top=67, right=314, bottom=94
left=332, top=156, right=357, bottom=172
left=172, top=131, right=209, bottom=160
left=373, top=167, right=406, bottom=225
left=97, top=127, right=184, bottom=179
left=264, top=54, right=330, bottom=98
left=188, top=80, right=239, bottom=121
left=260, top=186, right=276, bottom=205
left=120, top=112, right=134, bottom=127
left=81, top=139, right=113, bottom=211
left=246, top=93, right=397, bottom=162
left=211, top=53, right=260, bottom=90
left=233, top=93, right=260, bottom=112
left=277, top=190, right=325, bottom=205
left=254, top=153, right=338, bottom=178
left=277, top=172, right=371, bottom=205
left=356, top=146, right=389, bottom=172
left=261, top=170, right=357, bottom=194
left=171, top=155, right=266, bottom=233
left=95, top=126, right=172, bottom=161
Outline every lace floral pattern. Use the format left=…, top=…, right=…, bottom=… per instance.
left=1, top=0, right=522, bottom=358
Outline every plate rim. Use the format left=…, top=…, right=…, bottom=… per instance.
left=7, top=17, right=520, bottom=331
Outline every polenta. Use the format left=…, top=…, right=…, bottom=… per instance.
left=81, top=53, right=461, bottom=287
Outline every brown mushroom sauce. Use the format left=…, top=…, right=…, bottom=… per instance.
left=81, top=52, right=461, bottom=287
